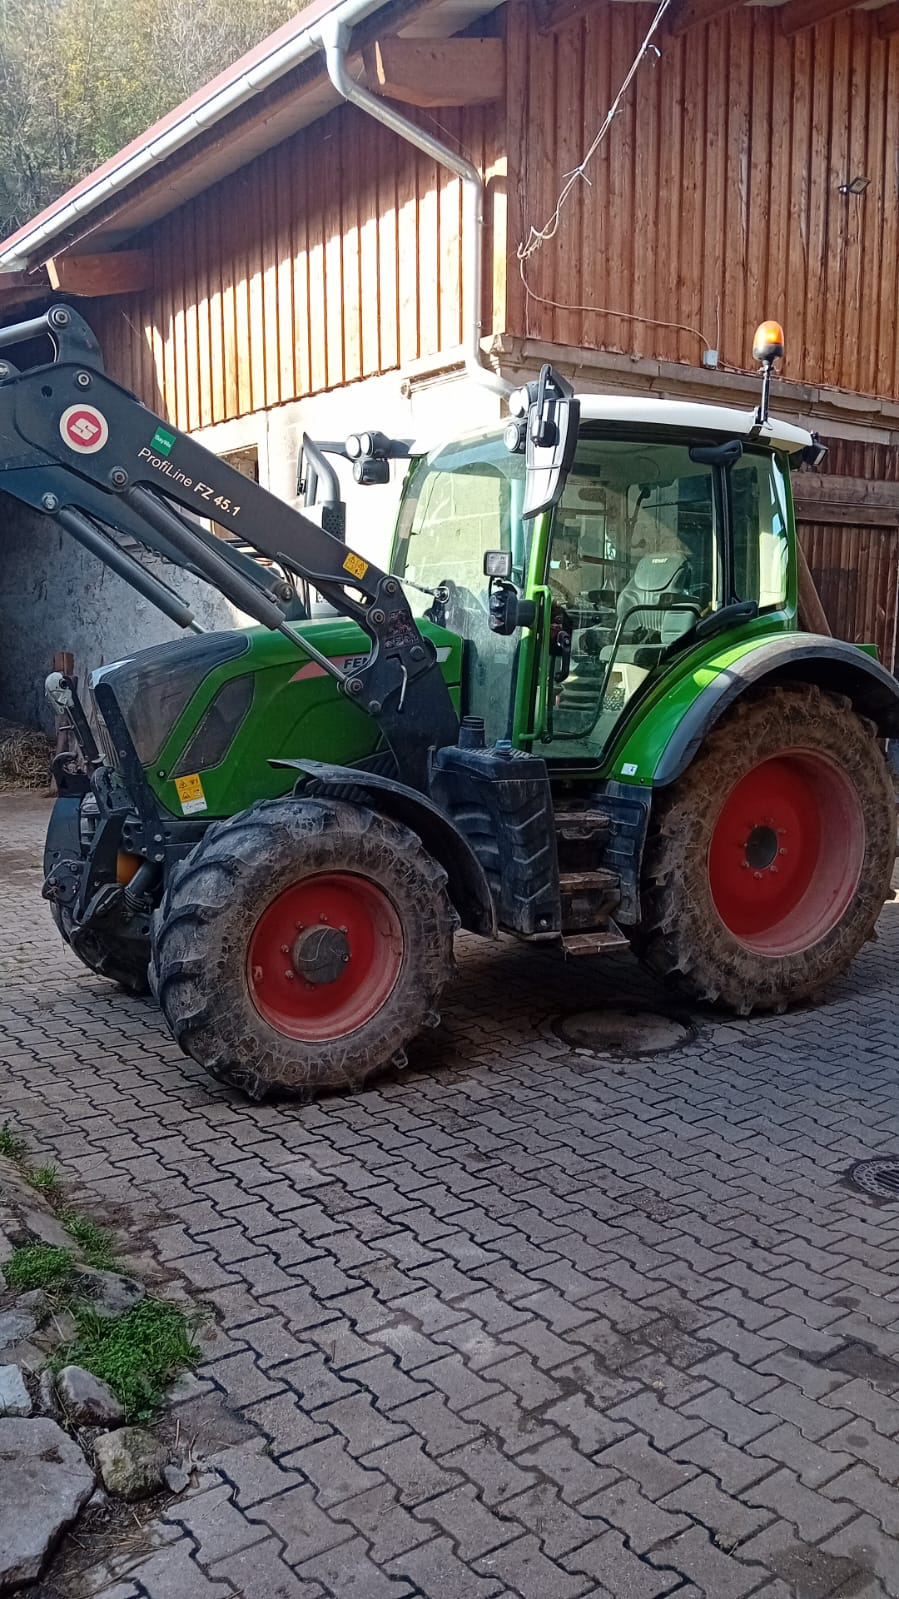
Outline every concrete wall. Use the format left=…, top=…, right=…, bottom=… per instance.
left=0, top=364, right=503, bottom=730
left=0, top=497, right=235, bottom=731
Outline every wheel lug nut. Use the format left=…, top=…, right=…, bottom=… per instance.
left=280, top=944, right=289, bottom=954
left=319, top=914, right=329, bottom=923
left=339, top=924, right=347, bottom=933
left=284, top=969, right=295, bottom=979
left=779, top=847, right=787, bottom=855
left=342, top=953, right=350, bottom=963
left=753, top=871, right=762, bottom=879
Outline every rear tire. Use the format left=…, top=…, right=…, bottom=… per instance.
left=51, top=904, right=150, bottom=995
left=150, top=796, right=455, bottom=1101
left=631, top=682, right=895, bottom=1013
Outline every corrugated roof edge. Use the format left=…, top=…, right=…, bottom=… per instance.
left=0, top=0, right=386, bottom=270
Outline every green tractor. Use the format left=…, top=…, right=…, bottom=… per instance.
left=3, top=305, right=895, bottom=1100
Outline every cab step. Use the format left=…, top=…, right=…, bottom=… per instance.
left=554, top=808, right=611, bottom=843
left=559, top=868, right=621, bottom=931
left=562, top=922, right=630, bottom=957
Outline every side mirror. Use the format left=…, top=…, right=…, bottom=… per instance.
left=521, top=364, right=580, bottom=520
left=298, top=434, right=347, bottom=540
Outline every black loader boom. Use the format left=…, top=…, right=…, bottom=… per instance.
left=0, top=302, right=462, bottom=790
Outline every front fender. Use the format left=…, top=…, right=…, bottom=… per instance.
left=271, top=758, right=497, bottom=937
left=612, top=635, right=899, bottom=789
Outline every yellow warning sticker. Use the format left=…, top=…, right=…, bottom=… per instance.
left=174, top=772, right=207, bottom=816
left=342, top=551, right=369, bottom=581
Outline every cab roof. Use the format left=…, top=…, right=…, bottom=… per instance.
left=575, top=394, right=813, bottom=453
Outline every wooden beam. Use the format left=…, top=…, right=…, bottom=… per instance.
left=362, top=37, right=504, bottom=108
left=778, top=0, right=860, bottom=36
left=0, top=269, right=49, bottom=301
left=45, top=250, right=153, bottom=297
left=876, top=0, right=899, bottom=37
left=534, top=0, right=593, bottom=32
left=792, top=472, right=899, bottom=514
left=665, top=0, right=744, bottom=35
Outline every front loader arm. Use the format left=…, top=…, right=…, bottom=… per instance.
left=0, top=304, right=458, bottom=790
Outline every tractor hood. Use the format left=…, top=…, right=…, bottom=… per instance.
left=93, top=616, right=462, bottom=820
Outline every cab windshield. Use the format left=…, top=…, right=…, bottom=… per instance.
left=393, top=430, right=528, bottom=741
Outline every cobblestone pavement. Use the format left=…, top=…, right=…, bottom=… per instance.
left=4, top=792, right=899, bottom=1599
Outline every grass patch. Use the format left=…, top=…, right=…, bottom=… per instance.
left=55, top=1298, right=201, bottom=1421
left=4, top=1243, right=73, bottom=1292
left=0, top=1121, right=27, bottom=1161
left=62, top=1212, right=117, bottom=1271
left=27, top=1163, right=60, bottom=1197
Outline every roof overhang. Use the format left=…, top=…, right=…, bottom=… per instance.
left=0, top=0, right=507, bottom=279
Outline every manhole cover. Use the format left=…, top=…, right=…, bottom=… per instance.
left=847, top=1158, right=899, bottom=1201
left=554, top=1008, right=690, bottom=1056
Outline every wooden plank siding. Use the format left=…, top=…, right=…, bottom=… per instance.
left=797, top=519, right=899, bottom=670
left=504, top=2, right=899, bottom=395
left=90, top=99, right=503, bottom=429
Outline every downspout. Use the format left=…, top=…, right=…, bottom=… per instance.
left=314, top=16, right=513, bottom=400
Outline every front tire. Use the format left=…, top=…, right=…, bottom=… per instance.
left=632, top=683, right=895, bottom=1014
left=150, top=796, right=455, bottom=1100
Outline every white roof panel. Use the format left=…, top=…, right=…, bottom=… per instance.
left=576, top=394, right=813, bottom=453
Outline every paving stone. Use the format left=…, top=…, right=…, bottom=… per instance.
left=476, top=1532, right=591, bottom=1598
left=105, top=1538, right=234, bottom=1598
left=743, top=1464, right=855, bottom=1543
left=245, top=1483, right=354, bottom=1565
left=501, top=1481, right=598, bottom=1560
left=299, top=1531, right=416, bottom=1597
left=206, top=1534, right=325, bottom=1598
left=387, top=1533, right=506, bottom=1598
left=163, top=1480, right=267, bottom=1561
left=563, top=1528, right=681, bottom=1598
left=361, top=1434, right=464, bottom=1506
left=334, top=1481, right=432, bottom=1563
left=205, top=1439, right=305, bottom=1507
left=822, top=1461, right=899, bottom=1537
left=517, top=1436, right=620, bottom=1506
left=579, top=1479, right=690, bottom=1554
left=284, top=1433, right=386, bottom=1507
left=644, top=1525, right=767, bottom=1597
left=416, top=1482, right=523, bottom=1560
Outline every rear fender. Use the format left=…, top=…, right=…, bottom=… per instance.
left=616, top=635, right=899, bottom=789
left=271, top=758, right=497, bottom=937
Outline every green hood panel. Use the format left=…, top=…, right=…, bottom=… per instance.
left=138, top=618, right=461, bottom=820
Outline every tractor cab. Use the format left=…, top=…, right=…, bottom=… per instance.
left=390, top=395, right=809, bottom=767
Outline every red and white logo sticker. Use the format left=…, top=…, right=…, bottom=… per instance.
left=59, top=404, right=109, bottom=455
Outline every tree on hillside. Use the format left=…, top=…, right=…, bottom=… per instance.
left=0, top=0, right=302, bottom=240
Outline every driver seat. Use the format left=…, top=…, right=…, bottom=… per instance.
left=603, top=552, right=698, bottom=666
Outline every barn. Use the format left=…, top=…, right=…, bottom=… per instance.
left=2, top=0, right=899, bottom=723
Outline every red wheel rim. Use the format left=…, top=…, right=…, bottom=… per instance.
left=247, top=873, right=403, bottom=1041
left=708, top=750, right=865, bottom=956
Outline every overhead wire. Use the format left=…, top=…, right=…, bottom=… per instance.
left=517, top=0, right=713, bottom=355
